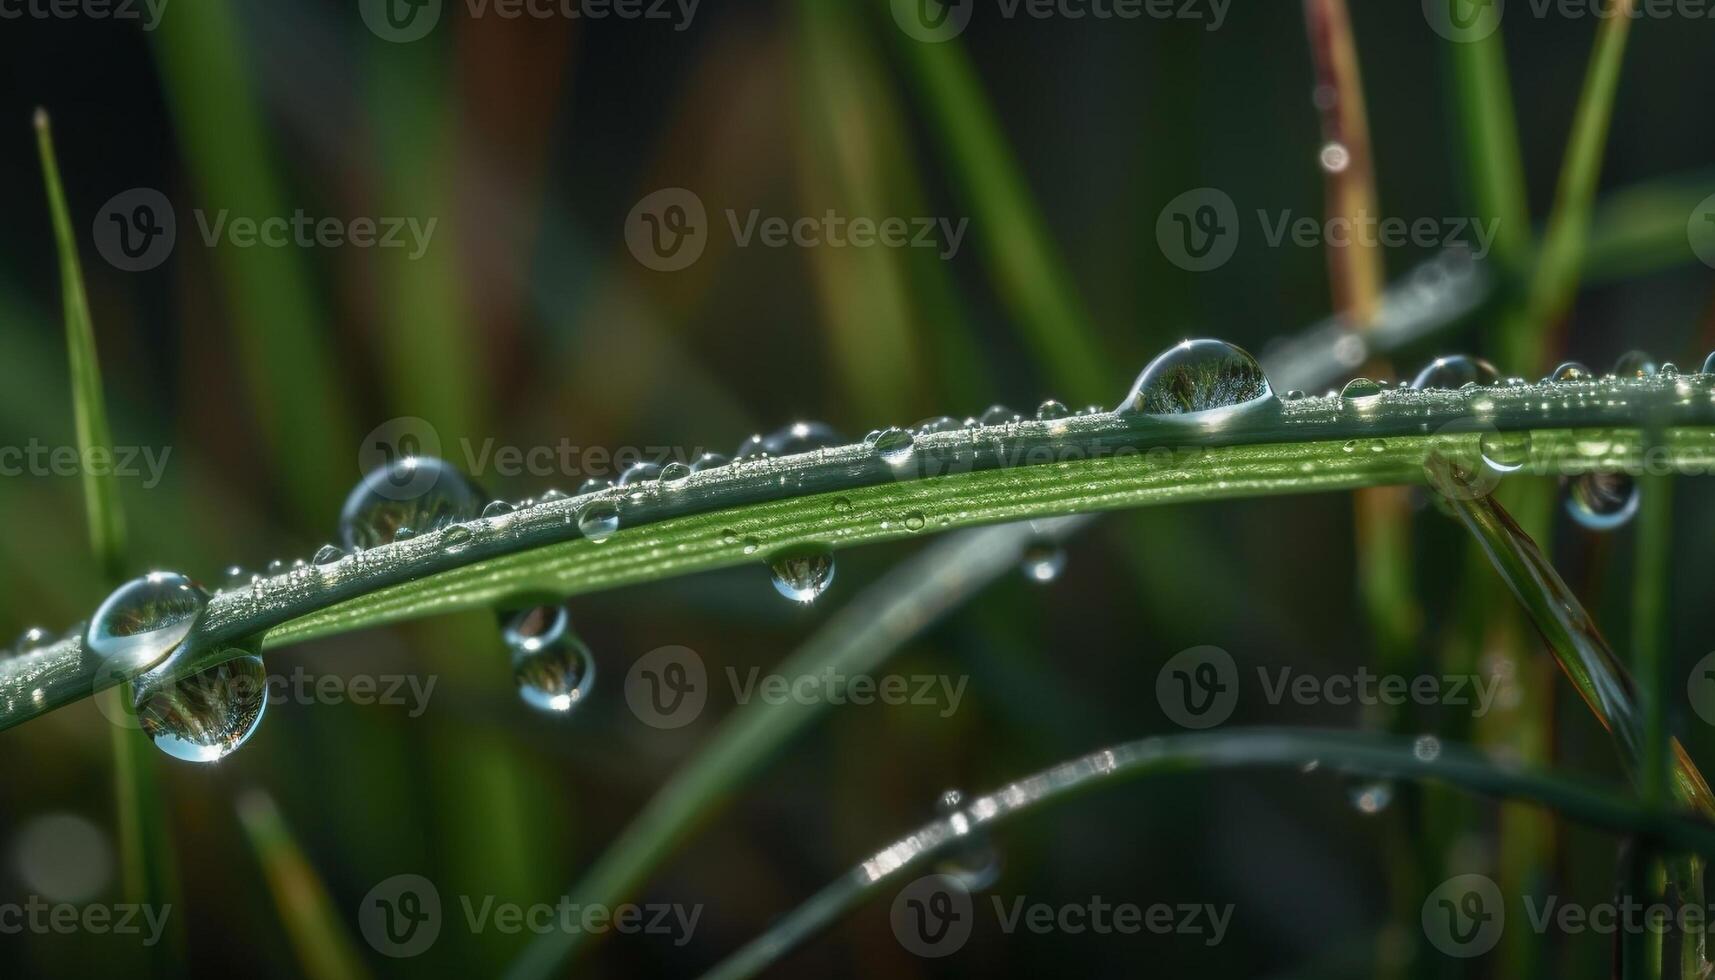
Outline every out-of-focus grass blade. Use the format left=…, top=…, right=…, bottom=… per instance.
left=699, top=728, right=1715, bottom=980
left=236, top=790, right=373, bottom=980
left=34, top=110, right=125, bottom=581
left=152, top=3, right=356, bottom=522
left=1526, top=0, right=1638, bottom=333
left=887, top=27, right=1107, bottom=400
left=1303, top=0, right=1383, bottom=324
left=504, top=516, right=1088, bottom=979
left=35, top=108, right=181, bottom=966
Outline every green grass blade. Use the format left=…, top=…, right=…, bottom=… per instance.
left=888, top=28, right=1108, bottom=399
left=504, top=515, right=1086, bottom=978
left=1526, top=0, right=1638, bottom=334
left=700, top=728, right=1715, bottom=980
left=34, top=110, right=126, bottom=581
left=236, top=790, right=374, bottom=980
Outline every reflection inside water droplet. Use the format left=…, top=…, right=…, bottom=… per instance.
left=339, top=455, right=486, bottom=550
left=768, top=547, right=836, bottom=603
left=1020, top=542, right=1066, bottom=583
left=504, top=606, right=595, bottom=714
left=133, top=650, right=268, bottom=763
left=1566, top=471, right=1639, bottom=531
left=86, top=572, right=209, bottom=674
left=1118, top=339, right=1276, bottom=423
left=1411, top=355, right=1498, bottom=390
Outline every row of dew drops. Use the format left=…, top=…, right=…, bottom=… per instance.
left=11, top=340, right=1705, bottom=765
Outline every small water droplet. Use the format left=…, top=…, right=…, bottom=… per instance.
left=223, top=566, right=248, bottom=590
left=1551, top=361, right=1593, bottom=382
left=576, top=479, right=611, bottom=496
left=311, top=545, right=344, bottom=566
left=761, top=421, right=843, bottom=457
left=393, top=527, right=416, bottom=541
left=1318, top=141, right=1351, bottom=173
left=540, top=489, right=569, bottom=503
left=660, top=462, right=692, bottom=485
left=915, top=416, right=959, bottom=434
left=1479, top=431, right=1529, bottom=474
left=1566, top=471, right=1639, bottom=531
left=768, top=547, right=835, bottom=603
left=1703, top=351, right=1715, bottom=375
left=903, top=512, right=927, bottom=532
left=933, top=788, right=1000, bottom=888
left=577, top=501, right=620, bottom=542
left=1034, top=400, right=1070, bottom=421
left=689, top=453, right=729, bottom=473
left=1283, top=389, right=1306, bottom=401
left=1350, top=781, right=1393, bottom=815
left=441, top=525, right=475, bottom=552
left=872, top=427, right=915, bottom=466
left=1410, top=355, right=1498, bottom=390
left=1340, top=377, right=1385, bottom=402
left=734, top=434, right=768, bottom=459
left=503, top=606, right=595, bottom=714
left=86, top=572, right=209, bottom=673
left=617, top=462, right=662, bottom=486
left=978, top=405, right=1019, bottom=426
left=133, top=649, right=268, bottom=763
left=1614, top=350, right=1657, bottom=378
left=1020, top=542, right=1066, bottom=583
left=741, top=536, right=762, bottom=555
left=340, top=455, right=486, bottom=550
left=1118, top=339, right=1276, bottom=421
left=481, top=500, right=516, bottom=518
left=1661, top=361, right=1680, bottom=378
left=1413, top=735, right=1442, bottom=762
left=15, top=627, right=52, bottom=653
left=266, top=559, right=286, bottom=574
left=832, top=497, right=853, bottom=514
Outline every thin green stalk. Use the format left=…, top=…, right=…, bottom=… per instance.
left=235, top=791, right=373, bottom=980
left=1527, top=0, right=1638, bottom=335
left=700, top=728, right=1715, bottom=980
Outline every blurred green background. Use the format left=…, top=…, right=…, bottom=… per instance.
left=1, top=0, right=1714, bottom=976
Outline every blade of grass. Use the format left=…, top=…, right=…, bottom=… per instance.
left=1526, top=0, right=1639, bottom=337
left=504, top=515, right=1087, bottom=978
left=700, top=728, right=1715, bottom=980
left=34, top=108, right=180, bottom=967
left=1303, top=0, right=1384, bottom=325
left=236, top=790, right=373, bottom=980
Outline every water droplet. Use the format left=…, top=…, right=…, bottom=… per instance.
left=266, top=559, right=286, bottom=574
left=1318, top=141, right=1351, bottom=173
left=832, top=497, right=853, bottom=514
left=15, top=627, right=52, bottom=653
left=539, top=489, right=569, bottom=504
left=934, top=788, right=1000, bottom=889
left=1020, top=542, right=1066, bottom=583
left=1340, top=377, right=1385, bottom=402
left=741, top=536, right=762, bottom=555
left=481, top=500, right=516, bottom=518
left=1283, top=389, right=1306, bottom=401
left=1479, top=431, right=1529, bottom=474
left=503, top=606, right=595, bottom=714
left=768, top=547, right=836, bottom=603
left=576, top=479, right=611, bottom=496
left=660, top=462, right=692, bottom=485
left=903, top=512, right=927, bottom=532
left=1614, top=350, right=1657, bottom=378
left=339, top=456, right=486, bottom=550
left=86, top=572, right=209, bottom=673
left=617, top=462, right=662, bottom=486
left=764, top=421, right=843, bottom=456
left=1413, top=735, right=1442, bottom=762
left=872, top=427, right=915, bottom=466
left=1566, top=471, right=1639, bottom=531
left=1034, top=400, right=1070, bottom=421
left=133, top=650, right=267, bottom=763
left=441, top=525, right=475, bottom=552
left=1703, top=351, right=1715, bottom=375
left=915, top=416, right=959, bottom=434
left=1118, top=339, right=1276, bottom=421
left=734, top=434, right=768, bottom=459
left=689, top=453, right=729, bottom=473
left=393, top=527, right=416, bottom=541
left=978, top=405, right=1019, bottom=426
left=1410, top=355, right=1498, bottom=390
left=222, top=566, right=248, bottom=590
left=1551, top=361, right=1593, bottom=382
left=1350, top=781, right=1393, bottom=815
left=577, top=501, right=620, bottom=542
left=311, top=545, right=344, bottom=566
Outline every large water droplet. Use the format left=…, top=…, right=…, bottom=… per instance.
left=577, top=501, right=620, bottom=542
left=1411, top=355, right=1498, bottom=390
left=764, top=421, right=843, bottom=456
left=1339, top=377, right=1384, bottom=402
left=1703, top=351, right=1715, bottom=375
left=481, top=500, right=516, bottom=518
left=133, top=651, right=268, bottom=763
left=934, top=788, right=1000, bottom=889
left=978, top=405, right=1019, bottom=426
left=1551, top=361, right=1593, bottom=382
left=503, top=606, right=595, bottom=714
left=1613, top=350, right=1657, bottom=378
left=86, top=573, right=209, bottom=674
left=311, top=545, right=344, bottom=566
left=768, top=547, right=836, bottom=603
left=1118, top=340, right=1276, bottom=421
left=690, top=452, right=729, bottom=473
left=1020, top=542, right=1066, bottom=584
left=872, top=427, right=915, bottom=466
left=1567, top=471, right=1639, bottom=531
left=617, top=462, right=662, bottom=486
left=914, top=416, right=959, bottom=434
left=1035, top=400, right=1070, bottom=421
left=339, top=456, right=485, bottom=550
